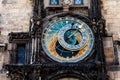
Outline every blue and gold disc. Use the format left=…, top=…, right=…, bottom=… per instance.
left=41, top=17, right=94, bottom=63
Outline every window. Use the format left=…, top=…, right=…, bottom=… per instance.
left=17, top=44, right=26, bottom=64
left=0, top=47, right=4, bottom=53
left=74, top=0, right=83, bottom=5
left=0, top=44, right=5, bottom=53
left=50, top=0, right=59, bottom=5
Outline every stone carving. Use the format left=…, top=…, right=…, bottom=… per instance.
left=62, top=0, right=73, bottom=6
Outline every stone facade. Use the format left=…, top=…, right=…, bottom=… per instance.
left=102, top=0, right=120, bottom=36
left=102, top=0, right=120, bottom=80
left=0, top=0, right=120, bottom=80
left=0, top=0, right=33, bottom=43
left=0, top=0, right=33, bottom=79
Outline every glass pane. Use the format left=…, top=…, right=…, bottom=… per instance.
left=74, top=0, right=83, bottom=5
left=17, top=44, right=25, bottom=64
left=50, top=0, right=59, bottom=5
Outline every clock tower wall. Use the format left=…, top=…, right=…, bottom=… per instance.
left=0, top=0, right=120, bottom=80
left=101, top=0, right=120, bottom=79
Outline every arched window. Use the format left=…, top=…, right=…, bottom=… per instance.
left=50, top=0, right=59, bottom=5
left=74, top=0, right=83, bottom=5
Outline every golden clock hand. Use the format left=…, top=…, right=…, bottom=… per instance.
left=68, top=23, right=84, bottom=38
left=68, top=30, right=78, bottom=38
left=79, top=23, right=84, bottom=28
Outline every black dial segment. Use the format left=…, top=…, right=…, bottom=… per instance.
left=55, top=41, right=78, bottom=58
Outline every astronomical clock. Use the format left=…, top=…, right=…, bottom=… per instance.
left=41, top=17, right=94, bottom=63
left=5, top=0, right=108, bottom=80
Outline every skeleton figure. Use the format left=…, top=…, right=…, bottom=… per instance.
left=62, top=0, right=72, bottom=6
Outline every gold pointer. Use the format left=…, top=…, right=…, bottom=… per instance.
left=68, top=23, right=84, bottom=38
left=79, top=23, right=84, bottom=28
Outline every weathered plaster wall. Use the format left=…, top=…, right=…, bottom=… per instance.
left=0, top=0, right=33, bottom=79
left=0, top=0, right=33, bottom=43
left=0, top=0, right=120, bottom=80
left=102, top=0, right=120, bottom=36
left=102, top=0, right=120, bottom=80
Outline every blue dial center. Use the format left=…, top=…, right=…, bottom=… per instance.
left=64, top=30, right=77, bottom=45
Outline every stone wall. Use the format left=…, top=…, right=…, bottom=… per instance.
left=0, top=0, right=33, bottom=43
left=0, top=0, right=33, bottom=79
left=0, top=0, right=120, bottom=80
left=102, top=0, right=120, bottom=36
left=102, top=0, right=120, bottom=80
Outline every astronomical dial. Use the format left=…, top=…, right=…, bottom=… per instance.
left=58, top=24, right=87, bottom=51
left=41, top=17, right=94, bottom=63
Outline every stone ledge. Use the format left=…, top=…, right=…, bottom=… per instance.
left=0, top=73, right=7, bottom=80
left=108, top=65, right=120, bottom=71
left=115, top=78, right=120, bottom=80
left=0, top=44, right=5, bottom=47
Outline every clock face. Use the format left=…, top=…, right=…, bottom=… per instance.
left=41, top=17, right=94, bottom=63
